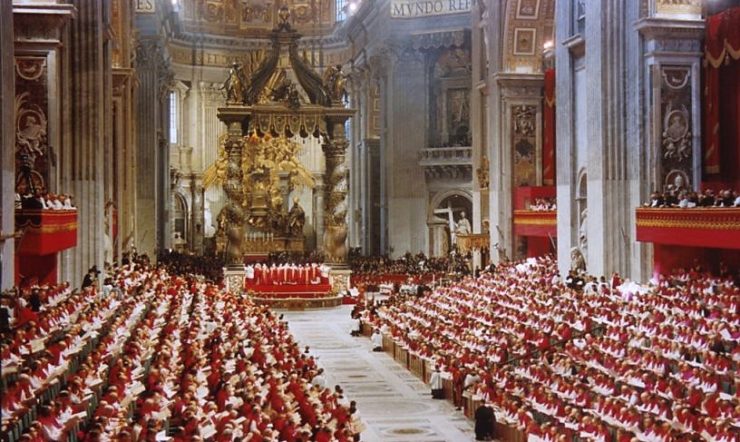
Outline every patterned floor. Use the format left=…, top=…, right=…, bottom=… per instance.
left=281, top=306, right=476, bottom=442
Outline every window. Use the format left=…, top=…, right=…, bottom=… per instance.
left=336, top=0, right=347, bottom=22
left=574, top=0, right=585, bottom=35
left=169, top=90, right=178, bottom=144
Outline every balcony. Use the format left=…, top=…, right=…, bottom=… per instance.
left=418, top=146, right=472, bottom=180
left=513, top=210, right=557, bottom=237
left=16, top=209, right=78, bottom=255
left=636, top=208, right=740, bottom=249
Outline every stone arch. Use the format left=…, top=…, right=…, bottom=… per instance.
left=427, top=189, right=473, bottom=257
left=428, top=189, right=473, bottom=222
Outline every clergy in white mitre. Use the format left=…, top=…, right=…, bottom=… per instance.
left=288, top=262, right=298, bottom=285
left=245, top=265, right=255, bottom=284
left=319, top=264, right=330, bottom=285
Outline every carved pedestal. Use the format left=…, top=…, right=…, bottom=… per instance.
left=224, top=267, right=245, bottom=295
left=329, top=268, right=352, bottom=296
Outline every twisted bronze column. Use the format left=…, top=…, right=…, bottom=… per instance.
left=322, top=124, right=349, bottom=266
left=223, top=121, right=245, bottom=267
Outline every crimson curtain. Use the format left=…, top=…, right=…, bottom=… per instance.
left=703, top=7, right=740, bottom=184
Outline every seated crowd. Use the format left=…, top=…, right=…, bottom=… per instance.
left=348, top=252, right=467, bottom=300
left=16, top=192, right=76, bottom=211
left=158, top=251, right=224, bottom=284
left=364, top=257, right=739, bottom=441
left=349, top=251, right=467, bottom=276
left=2, top=260, right=361, bottom=442
left=644, top=188, right=740, bottom=208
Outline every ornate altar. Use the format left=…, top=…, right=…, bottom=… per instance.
left=206, top=133, right=313, bottom=256
left=211, top=6, right=354, bottom=275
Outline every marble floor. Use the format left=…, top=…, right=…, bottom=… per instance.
left=281, top=306, right=477, bottom=442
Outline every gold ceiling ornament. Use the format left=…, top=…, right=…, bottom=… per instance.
left=203, top=132, right=315, bottom=231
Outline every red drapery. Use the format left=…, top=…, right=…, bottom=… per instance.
left=703, top=7, right=740, bottom=183
left=542, top=68, right=556, bottom=186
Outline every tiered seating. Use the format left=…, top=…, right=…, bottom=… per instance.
left=2, top=263, right=360, bottom=442
left=1, top=268, right=154, bottom=441
left=365, top=257, right=740, bottom=441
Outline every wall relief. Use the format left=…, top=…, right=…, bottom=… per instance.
left=658, top=66, right=694, bottom=190
left=14, top=57, right=50, bottom=194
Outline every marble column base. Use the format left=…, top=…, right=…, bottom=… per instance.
left=329, top=268, right=352, bottom=296
left=224, top=267, right=245, bottom=294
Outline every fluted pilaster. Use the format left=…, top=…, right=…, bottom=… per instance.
left=0, top=1, right=14, bottom=289
left=58, top=0, right=109, bottom=286
left=135, top=38, right=172, bottom=257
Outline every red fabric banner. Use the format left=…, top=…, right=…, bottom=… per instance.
left=703, top=7, right=740, bottom=178
left=542, top=68, right=556, bottom=186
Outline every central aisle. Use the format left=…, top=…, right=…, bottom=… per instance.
left=282, top=306, right=476, bottom=442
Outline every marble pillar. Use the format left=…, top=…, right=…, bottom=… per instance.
left=56, top=0, right=111, bottom=286
left=633, top=14, right=704, bottom=280
left=484, top=0, right=506, bottom=264
left=112, top=70, right=137, bottom=259
left=581, top=0, right=632, bottom=277
left=384, top=51, right=428, bottom=257
left=134, top=38, right=172, bottom=258
left=0, top=1, right=14, bottom=290
left=490, top=73, right=544, bottom=262
left=555, top=0, right=582, bottom=277
left=110, top=0, right=138, bottom=262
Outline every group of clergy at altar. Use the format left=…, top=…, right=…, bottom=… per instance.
left=244, top=263, right=331, bottom=286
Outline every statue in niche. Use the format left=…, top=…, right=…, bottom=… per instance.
left=322, top=65, right=347, bottom=102
left=288, top=197, right=306, bottom=237
left=578, top=208, right=588, bottom=258
left=448, top=89, right=470, bottom=146
left=223, top=62, right=245, bottom=104
left=454, top=211, right=472, bottom=243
